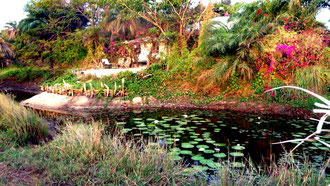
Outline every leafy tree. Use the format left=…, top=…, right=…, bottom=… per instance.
left=301, top=0, right=330, bottom=9
left=202, top=0, right=321, bottom=83
left=121, top=0, right=206, bottom=49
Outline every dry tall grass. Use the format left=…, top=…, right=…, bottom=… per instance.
left=0, top=93, right=48, bottom=145
left=38, top=123, right=200, bottom=185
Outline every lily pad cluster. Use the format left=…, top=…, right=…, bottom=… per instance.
left=110, top=110, right=329, bottom=170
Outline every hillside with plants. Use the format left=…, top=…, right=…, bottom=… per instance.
left=0, top=0, right=330, bottom=185
left=0, top=0, right=329, bottom=108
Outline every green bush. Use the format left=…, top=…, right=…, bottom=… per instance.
left=0, top=67, right=51, bottom=82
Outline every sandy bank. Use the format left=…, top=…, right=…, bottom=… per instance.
left=21, top=92, right=313, bottom=117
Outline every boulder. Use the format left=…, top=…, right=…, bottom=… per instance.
left=132, top=97, right=143, bottom=104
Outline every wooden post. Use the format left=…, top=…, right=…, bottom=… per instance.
left=104, top=84, right=109, bottom=97
left=89, top=83, right=94, bottom=98
left=114, top=82, right=117, bottom=97
left=83, top=83, right=87, bottom=96
left=121, top=78, right=125, bottom=97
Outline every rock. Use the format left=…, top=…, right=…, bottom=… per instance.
left=132, top=97, right=143, bottom=104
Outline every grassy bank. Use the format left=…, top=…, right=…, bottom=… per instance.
left=0, top=122, right=328, bottom=185
left=0, top=66, right=52, bottom=82
left=0, top=95, right=328, bottom=185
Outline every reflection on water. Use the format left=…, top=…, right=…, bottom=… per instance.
left=0, top=89, right=36, bottom=102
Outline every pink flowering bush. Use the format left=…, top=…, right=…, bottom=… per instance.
left=254, top=27, right=328, bottom=78
left=249, top=27, right=329, bottom=96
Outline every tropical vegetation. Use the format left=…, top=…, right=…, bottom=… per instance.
left=0, top=0, right=329, bottom=184
left=0, top=0, right=327, bottom=98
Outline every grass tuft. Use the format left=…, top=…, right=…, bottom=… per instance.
left=0, top=93, right=48, bottom=146
left=36, top=123, right=199, bottom=185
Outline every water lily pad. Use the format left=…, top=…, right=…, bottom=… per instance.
left=176, top=127, right=186, bottom=131
left=232, top=145, right=245, bottom=150
left=162, top=124, right=170, bottom=128
left=197, top=145, right=209, bottom=149
left=229, top=152, right=244, bottom=157
left=215, top=143, right=226, bottom=147
left=181, top=143, right=194, bottom=148
left=133, top=118, right=143, bottom=121
left=122, top=129, right=132, bottom=133
left=214, top=153, right=226, bottom=158
left=166, top=141, right=174, bottom=145
left=191, top=155, right=204, bottom=161
left=194, top=138, right=204, bottom=142
left=180, top=150, right=193, bottom=155
left=204, top=149, right=215, bottom=154
left=138, top=127, right=148, bottom=130
left=171, top=155, right=182, bottom=161
left=206, top=140, right=216, bottom=144
left=200, top=159, right=214, bottom=165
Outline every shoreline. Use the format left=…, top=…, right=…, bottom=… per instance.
left=20, top=91, right=314, bottom=118
left=0, top=82, right=315, bottom=118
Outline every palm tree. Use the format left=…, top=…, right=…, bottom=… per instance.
left=4, top=21, right=18, bottom=40
left=202, top=0, right=319, bottom=83
left=0, top=37, right=15, bottom=68
left=102, top=8, right=146, bottom=40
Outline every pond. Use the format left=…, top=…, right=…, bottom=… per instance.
left=0, top=89, right=36, bottom=102
left=88, top=109, right=329, bottom=171
left=4, top=90, right=329, bottom=173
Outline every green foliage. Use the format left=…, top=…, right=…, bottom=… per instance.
left=0, top=94, right=48, bottom=146
left=201, top=0, right=321, bottom=83
left=50, top=37, right=87, bottom=66
left=43, top=70, right=79, bottom=86
left=226, top=74, right=241, bottom=91
left=191, top=94, right=224, bottom=104
left=0, top=66, right=51, bottom=82
left=294, top=66, right=329, bottom=94
left=251, top=72, right=265, bottom=94
left=166, top=46, right=202, bottom=76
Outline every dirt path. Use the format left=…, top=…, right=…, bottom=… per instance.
left=0, top=162, right=46, bottom=185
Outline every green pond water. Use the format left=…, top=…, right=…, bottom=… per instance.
left=87, top=109, right=329, bottom=171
